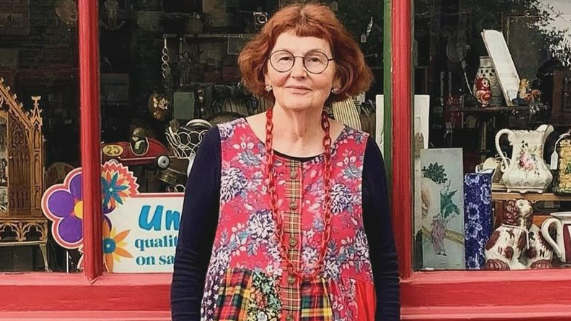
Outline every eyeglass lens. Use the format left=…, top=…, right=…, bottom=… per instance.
left=269, top=50, right=331, bottom=74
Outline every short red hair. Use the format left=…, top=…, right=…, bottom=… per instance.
left=238, top=3, right=373, bottom=104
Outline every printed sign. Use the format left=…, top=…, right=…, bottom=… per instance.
left=42, top=160, right=183, bottom=273
left=105, top=193, right=182, bottom=273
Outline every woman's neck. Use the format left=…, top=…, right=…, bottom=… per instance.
left=270, top=105, right=326, bottom=156
left=272, top=105, right=323, bottom=141
left=245, top=105, right=345, bottom=159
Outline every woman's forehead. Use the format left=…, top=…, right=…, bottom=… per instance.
left=272, top=31, right=332, bottom=54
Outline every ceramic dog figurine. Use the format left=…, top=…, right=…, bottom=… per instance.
left=485, top=199, right=533, bottom=270
left=526, top=223, right=553, bottom=269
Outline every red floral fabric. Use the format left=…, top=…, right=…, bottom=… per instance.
left=201, top=119, right=375, bottom=321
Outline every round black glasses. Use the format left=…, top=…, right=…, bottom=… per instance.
left=269, top=50, right=334, bottom=74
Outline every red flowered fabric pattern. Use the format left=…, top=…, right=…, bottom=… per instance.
left=201, top=119, right=374, bottom=321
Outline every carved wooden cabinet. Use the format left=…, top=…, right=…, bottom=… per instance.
left=550, top=70, right=571, bottom=125
left=0, top=78, right=47, bottom=270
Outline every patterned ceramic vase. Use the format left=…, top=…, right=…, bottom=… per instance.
left=464, top=173, right=493, bottom=269
left=473, top=56, right=503, bottom=106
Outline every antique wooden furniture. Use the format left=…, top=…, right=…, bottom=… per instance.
left=550, top=70, right=571, bottom=125
left=0, top=77, right=47, bottom=271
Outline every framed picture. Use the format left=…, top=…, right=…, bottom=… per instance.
left=417, top=148, right=465, bottom=269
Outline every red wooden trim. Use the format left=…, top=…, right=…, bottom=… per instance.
left=401, top=270, right=571, bottom=309
left=0, top=311, right=170, bottom=320
left=0, top=274, right=170, bottom=311
left=2, top=308, right=571, bottom=321
left=391, top=0, right=413, bottom=278
left=78, top=0, right=103, bottom=280
left=2, top=270, right=571, bottom=314
left=402, top=305, right=571, bottom=321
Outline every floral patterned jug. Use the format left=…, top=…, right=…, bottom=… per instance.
left=495, top=124, right=554, bottom=193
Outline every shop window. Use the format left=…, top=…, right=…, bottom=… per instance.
left=413, top=0, right=571, bottom=271
left=93, top=0, right=384, bottom=273
left=0, top=0, right=81, bottom=272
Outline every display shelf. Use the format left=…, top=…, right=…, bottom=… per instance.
left=492, top=192, right=571, bottom=201
left=163, top=33, right=256, bottom=39
left=452, top=106, right=532, bottom=113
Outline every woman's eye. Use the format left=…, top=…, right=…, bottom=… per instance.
left=306, top=55, right=325, bottom=63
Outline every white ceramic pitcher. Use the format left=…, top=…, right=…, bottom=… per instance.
left=541, top=212, right=571, bottom=264
left=495, top=124, right=553, bottom=193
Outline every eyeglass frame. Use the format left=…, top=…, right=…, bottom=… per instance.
left=268, top=50, right=335, bottom=74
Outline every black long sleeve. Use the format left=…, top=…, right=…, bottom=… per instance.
left=171, top=127, right=400, bottom=320
left=171, top=127, right=221, bottom=321
left=362, top=137, right=401, bottom=321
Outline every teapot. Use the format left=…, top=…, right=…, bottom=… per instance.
left=541, top=212, right=571, bottom=264
left=495, top=124, right=553, bottom=193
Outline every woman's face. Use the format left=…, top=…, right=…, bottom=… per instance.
left=265, top=31, right=338, bottom=112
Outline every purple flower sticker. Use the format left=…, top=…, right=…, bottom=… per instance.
left=42, top=168, right=84, bottom=249
left=42, top=161, right=139, bottom=250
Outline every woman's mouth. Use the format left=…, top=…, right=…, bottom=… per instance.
left=286, top=86, right=312, bottom=93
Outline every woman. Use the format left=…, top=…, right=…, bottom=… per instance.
left=171, top=3, right=400, bottom=321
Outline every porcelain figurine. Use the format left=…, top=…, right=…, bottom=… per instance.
left=512, top=79, right=541, bottom=106
left=526, top=223, right=553, bottom=268
left=485, top=199, right=533, bottom=270
left=474, top=76, right=492, bottom=107
left=473, top=56, right=502, bottom=105
left=495, top=124, right=554, bottom=193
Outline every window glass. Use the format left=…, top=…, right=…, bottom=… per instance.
left=98, top=0, right=384, bottom=273
left=1, top=0, right=81, bottom=272
left=413, top=0, right=571, bottom=271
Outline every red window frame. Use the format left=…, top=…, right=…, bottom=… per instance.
left=0, top=2, right=171, bottom=319
left=393, top=1, right=571, bottom=320
left=1, top=0, right=571, bottom=320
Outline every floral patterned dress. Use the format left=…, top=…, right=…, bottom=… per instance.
left=200, top=119, right=376, bottom=321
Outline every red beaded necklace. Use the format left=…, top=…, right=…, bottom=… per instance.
left=265, top=108, right=333, bottom=280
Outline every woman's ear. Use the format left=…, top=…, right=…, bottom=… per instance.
left=333, top=75, right=342, bottom=90
left=264, top=72, right=270, bottom=88
left=331, top=80, right=341, bottom=94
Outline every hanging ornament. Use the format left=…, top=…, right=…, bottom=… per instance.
left=148, top=92, right=170, bottom=121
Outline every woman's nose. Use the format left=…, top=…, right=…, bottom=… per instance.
left=290, top=57, right=307, bottom=78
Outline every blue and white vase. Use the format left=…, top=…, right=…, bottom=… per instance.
left=464, top=173, right=493, bottom=269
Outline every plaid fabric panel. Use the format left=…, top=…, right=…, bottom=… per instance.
left=300, top=279, right=333, bottom=321
left=216, top=269, right=253, bottom=321
left=280, top=160, right=303, bottom=319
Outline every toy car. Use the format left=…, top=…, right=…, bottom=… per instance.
left=101, top=136, right=171, bottom=170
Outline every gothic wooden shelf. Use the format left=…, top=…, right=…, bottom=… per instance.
left=0, top=77, right=48, bottom=271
